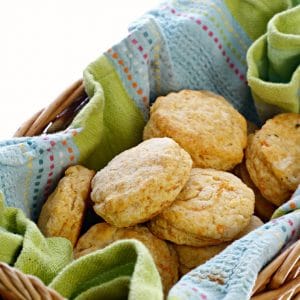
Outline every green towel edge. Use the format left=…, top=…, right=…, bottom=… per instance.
left=247, top=33, right=300, bottom=120
left=268, top=5, right=300, bottom=50
left=49, top=239, right=163, bottom=300
left=224, top=0, right=292, bottom=40
left=0, top=193, right=73, bottom=285
left=75, top=276, right=131, bottom=300
left=69, top=55, right=145, bottom=170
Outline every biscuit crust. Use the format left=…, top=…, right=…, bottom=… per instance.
left=143, top=90, right=247, bottom=170
left=74, top=223, right=179, bottom=293
left=174, top=216, right=263, bottom=274
left=234, top=162, right=276, bottom=221
left=91, top=138, right=192, bottom=227
left=246, top=113, right=300, bottom=206
left=148, top=168, right=255, bottom=246
left=37, top=165, right=95, bottom=246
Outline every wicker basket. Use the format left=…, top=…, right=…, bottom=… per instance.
left=14, top=79, right=86, bottom=138
left=0, top=81, right=299, bottom=299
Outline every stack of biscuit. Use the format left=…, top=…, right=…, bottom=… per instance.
left=245, top=114, right=299, bottom=208
left=142, top=90, right=259, bottom=275
left=234, top=113, right=300, bottom=221
left=37, top=90, right=299, bottom=293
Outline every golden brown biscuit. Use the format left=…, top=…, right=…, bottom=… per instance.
left=74, top=223, right=179, bottom=294
left=91, top=137, right=192, bottom=227
left=148, top=168, right=255, bottom=246
left=246, top=113, right=300, bottom=206
left=174, top=216, right=263, bottom=275
left=143, top=90, right=247, bottom=170
left=234, top=162, right=276, bottom=222
left=38, top=165, right=95, bottom=246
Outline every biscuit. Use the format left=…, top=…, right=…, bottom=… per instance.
left=246, top=113, right=300, bottom=206
left=174, top=216, right=263, bottom=275
left=91, top=137, right=192, bottom=227
left=234, top=162, right=276, bottom=221
left=143, top=90, right=247, bottom=170
left=148, top=168, right=255, bottom=246
left=38, top=165, right=95, bottom=246
left=74, top=223, right=179, bottom=294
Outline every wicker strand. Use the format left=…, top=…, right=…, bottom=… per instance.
left=0, top=266, right=27, bottom=300
left=18, top=273, right=43, bottom=300
left=252, top=241, right=298, bottom=295
left=14, top=109, right=45, bottom=138
left=251, top=276, right=300, bottom=300
left=294, top=292, right=300, bottom=300
left=0, top=263, right=32, bottom=300
left=269, top=241, right=300, bottom=289
left=14, top=79, right=84, bottom=137
left=286, top=261, right=300, bottom=282
left=0, top=263, right=64, bottom=300
left=251, top=240, right=300, bottom=299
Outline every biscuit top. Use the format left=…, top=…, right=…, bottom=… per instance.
left=154, top=168, right=255, bottom=240
left=91, top=137, right=192, bottom=227
left=37, top=165, right=95, bottom=246
left=254, top=113, right=300, bottom=189
left=143, top=90, right=247, bottom=170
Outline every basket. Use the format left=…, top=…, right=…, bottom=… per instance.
left=0, top=81, right=299, bottom=299
left=13, top=79, right=87, bottom=138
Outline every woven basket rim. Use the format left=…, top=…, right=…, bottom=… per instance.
left=14, top=79, right=85, bottom=138
left=0, top=262, right=64, bottom=300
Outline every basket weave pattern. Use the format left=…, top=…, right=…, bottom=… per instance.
left=0, top=262, right=64, bottom=300
left=14, top=80, right=86, bottom=138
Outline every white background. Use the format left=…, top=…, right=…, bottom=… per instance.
left=0, top=0, right=160, bottom=139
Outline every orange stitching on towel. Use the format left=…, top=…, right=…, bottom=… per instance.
left=110, top=51, right=149, bottom=108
